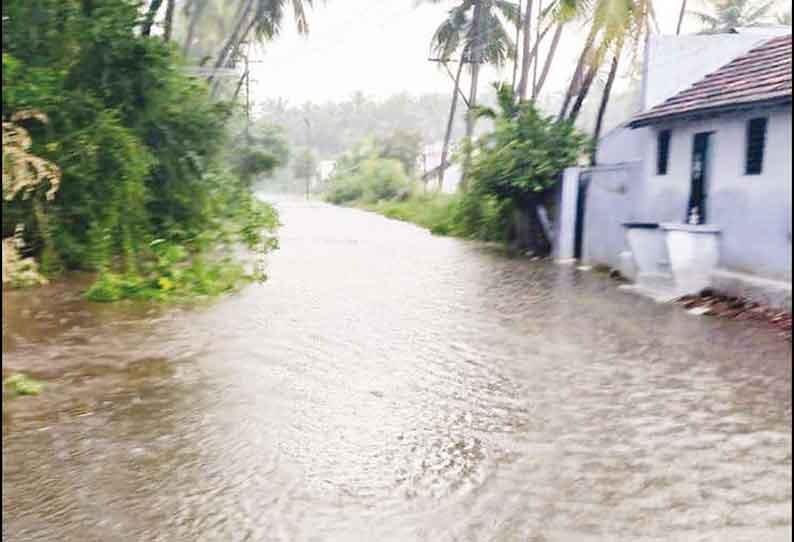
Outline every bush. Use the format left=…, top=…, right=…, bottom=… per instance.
left=325, top=157, right=411, bottom=205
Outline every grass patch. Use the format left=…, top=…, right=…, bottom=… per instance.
left=362, top=192, right=461, bottom=236
left=3, top=374, right=44, bottom=397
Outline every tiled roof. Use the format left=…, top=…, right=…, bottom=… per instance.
left=630, top=35, right=792, bottom=127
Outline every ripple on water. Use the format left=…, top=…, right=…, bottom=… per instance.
left=3, top=197, right=791, bottom=542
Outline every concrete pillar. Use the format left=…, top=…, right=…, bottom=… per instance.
left=554, top=167, right=581, bottom=262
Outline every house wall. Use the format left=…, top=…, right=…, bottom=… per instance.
left=642, top=34, right=771, bottom=110
left=580, top=162, right=644, bottom=270
left=639, top=106, right=792, bottom=281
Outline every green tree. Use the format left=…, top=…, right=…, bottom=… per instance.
left=378, top=129, right=423, bottom=178
left=559, top=0, right=656, bottom=124
left=689, top=0, right=778, bottom=33
left=468, top=83, right=587, bottom=253
left=3, top=0, right=280, bottom=299
left=428, top=0, right=520, bottom=189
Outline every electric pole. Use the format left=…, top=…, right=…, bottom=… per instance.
left=304, top=118, right=312, bottom=200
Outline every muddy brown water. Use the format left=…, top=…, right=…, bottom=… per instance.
left=2, top=197, right=791, bottom=542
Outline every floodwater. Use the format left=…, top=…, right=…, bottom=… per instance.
left=2, top=197, right=791, bottom=542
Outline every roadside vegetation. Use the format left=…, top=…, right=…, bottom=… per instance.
left=2, top=1, right=288, bottom=301
left=323, top=85, right=587, bottom=251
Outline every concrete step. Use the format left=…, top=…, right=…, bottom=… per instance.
left=619, top=272, right=681, bottom=303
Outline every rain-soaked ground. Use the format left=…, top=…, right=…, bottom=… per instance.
left=2, top=196, right=792, bottom=542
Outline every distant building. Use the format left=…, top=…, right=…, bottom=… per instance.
left=318, top=160, right=337, bottom=183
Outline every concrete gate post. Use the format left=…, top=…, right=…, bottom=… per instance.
left=553, top=167, right=581, bottom=263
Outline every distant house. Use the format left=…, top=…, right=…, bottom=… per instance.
left=318, top=160, right=337, bottom=183
left=555, top=32, right=792, bottom=310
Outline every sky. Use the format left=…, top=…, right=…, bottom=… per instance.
left=250, top=0, right=789, bottom=106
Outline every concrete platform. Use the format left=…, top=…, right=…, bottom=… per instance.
left=711, top=269, right=792, bottom=312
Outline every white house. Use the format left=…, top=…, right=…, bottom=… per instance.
left=623, top=34, right=791, bottom=308
left=556, top=32, right=792, bottom=310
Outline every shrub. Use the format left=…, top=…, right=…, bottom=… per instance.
left=325, top=157, right=411, bottom=205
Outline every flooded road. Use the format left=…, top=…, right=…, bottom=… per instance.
left=3, top=197, right=792, bottom=542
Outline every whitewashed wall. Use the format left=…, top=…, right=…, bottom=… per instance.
left=639, top=106, right=792, bottom=281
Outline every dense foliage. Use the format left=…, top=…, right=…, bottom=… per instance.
left=470, top=83, right=587, bottom=205
left=324, top=139, right=412, bottom=205
left=2, top=0, right=282, bottom=300
left=324, top=85, right=586, bottom=252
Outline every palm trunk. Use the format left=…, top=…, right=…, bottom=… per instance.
left=590, top=48, right=621, bottom=166
left=558, top=23, right=599, bottom=121
left=534, top=21, right=563, bottom=97
left=676, top=0, right=687, bottom=35
left=566, top=59, right=599, bottom=124
left=439, top=59, right=466, bottom=192
left=141, top=0, right=165, bottom=36
left=209, top=2, right=257, bottom=98
left=511, top=0, right=523, bottom=93
left=211, top=0, right=254, bottom=75
left=531, top=0, right=541, bottom=99
left=183, top=0, right=208, bottom=56
left=462, top=0, right=484, bottom=192
left=516, top=0, right=534, bottom=101
left=163, top=0, right=175, bottom=42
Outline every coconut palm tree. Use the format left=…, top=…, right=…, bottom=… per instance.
left=559, top=0, right=657, bottom=124
left=689, top=0, right=778, bottom=33
left=514, top=0, right=581, bottom=101
left=428, top=0, right=520, bottom=190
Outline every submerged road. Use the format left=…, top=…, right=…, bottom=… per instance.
left=2, top=196, right=792, bottom=541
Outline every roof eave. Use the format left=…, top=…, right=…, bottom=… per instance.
left=629, top=96, right=792, bottom=128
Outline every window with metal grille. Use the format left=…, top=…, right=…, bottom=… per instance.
left=657, top=130, right=671, bottom=175
left=745, top=117, right=767, bottom=175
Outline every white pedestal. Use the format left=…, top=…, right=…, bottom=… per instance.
left=661, top=223, right=721, bottom=295
left=623, top=224, right=667, bottom=276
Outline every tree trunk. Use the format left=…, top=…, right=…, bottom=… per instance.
left=511, top=0, right=523, bottom=93
left=590, top=48, right=621, bottom=166
left=439, top=59, right=466, bottom=192
left=676, top=0, right=688, bottom=35
left=163, top=0, right=175, bottom=42
left=516, top=0, right=534, bottom=101
left=558, top=24, right=599, bottom=121
left=209, top=2, right=257, bottom=98
left=462, top=0, right=484, bottom=192
left=210, top=0, right=255, bottom=75
left=183, top=0, right=208, bottom=56
left=511, top=197, right=551, bottom=256
left=141, top=0, right=165, bottom=36
left=534, top=21, right=563, bottom=97
left=566, top=59, right=599, bottom=124
left=531, top=0, right=541, bottom=99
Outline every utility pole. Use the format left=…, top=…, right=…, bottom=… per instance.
left=235, top=41, right=265, bottom=140
left=245, top=50, right=251, bottom=141
left=304, top=118, right=312, bottom=200
left=429, top=56, right=469, bottom=192
left=512, top=0, right=523, bottom=93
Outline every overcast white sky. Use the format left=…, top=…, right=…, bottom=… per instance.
left=250, top=0, right=788, bottom=106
